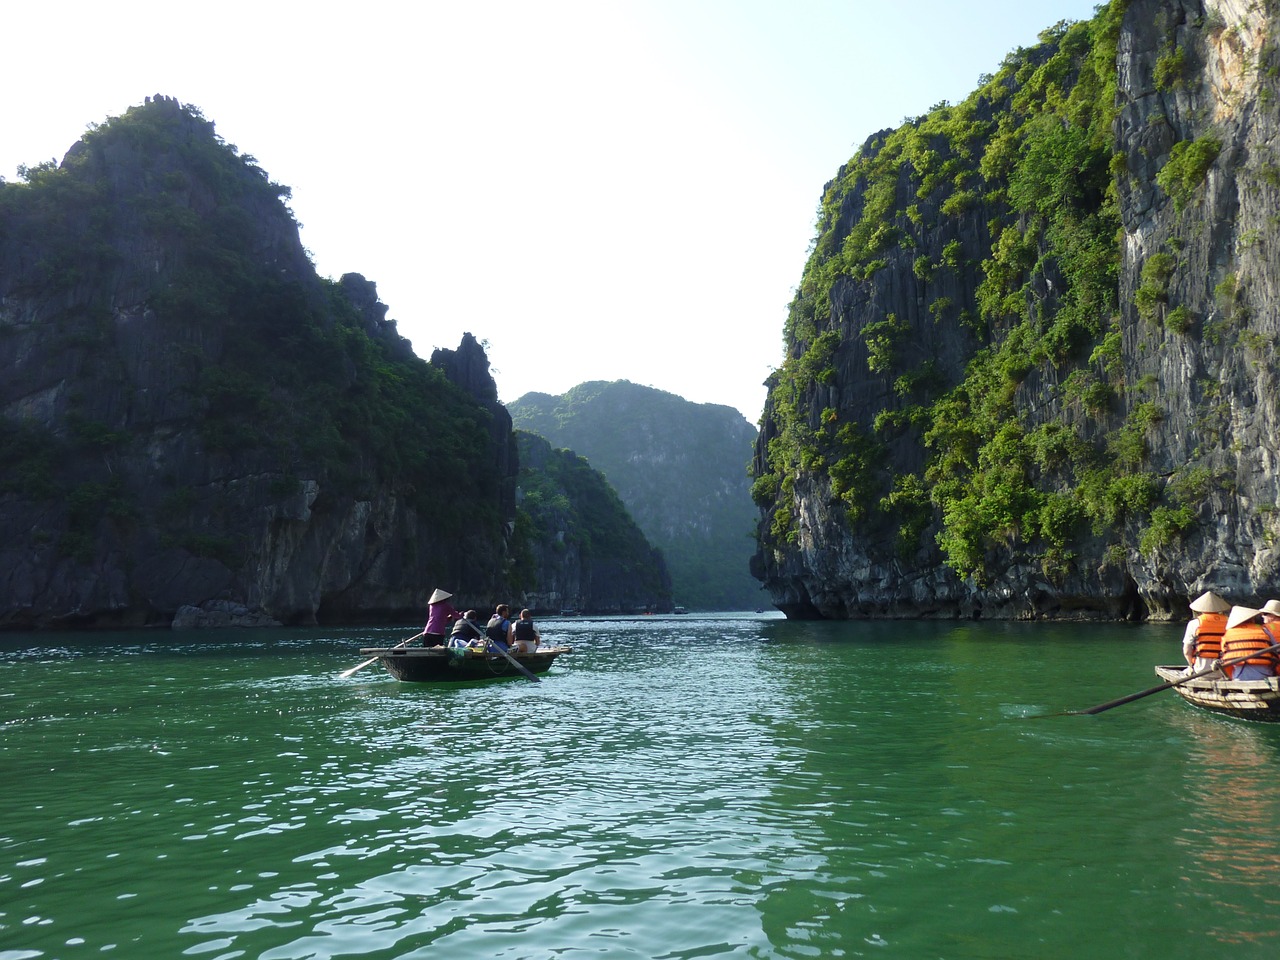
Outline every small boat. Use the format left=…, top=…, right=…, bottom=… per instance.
left=1154, top=665, right=1280, bottom=721
left=357, top=644, right=572, bottom=682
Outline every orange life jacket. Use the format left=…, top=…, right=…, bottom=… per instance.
left=1220, top=623, right=1278, bottom=677
left=1193, top=611, right=1228, bottom=660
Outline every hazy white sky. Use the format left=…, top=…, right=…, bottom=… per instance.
left=3, top=0, right=1103, bottom=422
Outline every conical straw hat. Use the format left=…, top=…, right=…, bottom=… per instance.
left=1189, top=591, right=1230, bottom=613
left=1226, top=605, right=1262, bottom=630
left=428, top=588, right=453, bottom=604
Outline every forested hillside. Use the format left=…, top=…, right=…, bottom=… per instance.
left=514, top=431, right=673, bottom=613
left=511, top=381, right=760, bottom=610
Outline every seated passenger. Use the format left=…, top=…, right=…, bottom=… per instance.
left=446, top=610, right=484, bottom=649
left=1262, top=598, right=1280, bottom=626
left=1182, top=591, right=1230, bottom=675
left=486, top=604, right=513, bottom=651
left=1220, top=605, right=1279, bottom=680
left=508, top=609, right=541, bottom=654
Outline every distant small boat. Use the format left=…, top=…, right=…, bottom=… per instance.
left=559, top=608, right=578, bottom=617
left=1154, top=665, right=1280, bottom=721
left=672, top=606, right=687, bottom=614
left=358, top=644, right=572, bottom=682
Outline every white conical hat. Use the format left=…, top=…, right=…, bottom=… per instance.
left=1263, top=599, right=1280, bottom=616
left=428, top=588, right=453, bottom=604
left=1226, top=605, right=1262, bottom=630
left=1189, top=591, right=1230, bottom=613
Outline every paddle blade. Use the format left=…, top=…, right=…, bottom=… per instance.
left=339, top=656, right=380, bottom=679
left=339, top=632, right=423, bottom=679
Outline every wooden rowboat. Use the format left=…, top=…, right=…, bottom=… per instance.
left=1154, top=665, right=1280, bottom=722
left=357, top=644, right=572, bottom=682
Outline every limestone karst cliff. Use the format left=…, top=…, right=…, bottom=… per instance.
left=752, top=0, right=1280, bottom=621
left=0, top=96, right=515, bottom=627
left=0, top=96, right=664, bottom=628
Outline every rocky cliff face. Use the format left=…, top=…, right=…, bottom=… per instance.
left=0, top=96, right=517, bottom=628
left=752, top=0, right=1280, bottom=621
left=1117, top=0, right=1280, bottom=614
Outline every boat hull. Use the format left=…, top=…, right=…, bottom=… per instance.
left=1155, top=665, right=1280, bottom=721
left=358, top=645, right=571, bottom=682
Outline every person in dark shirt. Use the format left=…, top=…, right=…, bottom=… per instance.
left=485, top=604, right=513, bottom=650
left=508, top=609, right=541, bottom=653
left=447, top=610, right=484, bottom=649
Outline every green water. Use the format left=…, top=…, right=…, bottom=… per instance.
left=1, top=614, right=1278, bottom=959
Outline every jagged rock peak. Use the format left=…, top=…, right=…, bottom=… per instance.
left=338, top=273, right=416, bottom=363
left=431, top=332, right=500, bottom=404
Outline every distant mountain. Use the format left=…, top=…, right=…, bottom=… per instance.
left=509, top=381, right=761, bottom=610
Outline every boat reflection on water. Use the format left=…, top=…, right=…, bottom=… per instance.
left=1167, top=710, right=1280, bottom=948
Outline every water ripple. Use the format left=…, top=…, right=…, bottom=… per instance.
left=4, top=618, right=1280, bottom=957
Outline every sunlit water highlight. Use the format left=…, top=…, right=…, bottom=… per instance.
left=3, top=614, right=1280, bottom=958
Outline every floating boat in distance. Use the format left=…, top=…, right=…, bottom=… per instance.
left=1154, top=665, right=1280, bottom=722
left=672, top=606, right=687, bottom=614
left=358, top=645, right=573, bottom=682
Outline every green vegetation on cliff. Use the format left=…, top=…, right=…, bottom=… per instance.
left=753, top=2, right=1182, bottom=584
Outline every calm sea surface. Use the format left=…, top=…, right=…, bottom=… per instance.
left=2, top=613, right=1278, bottom=959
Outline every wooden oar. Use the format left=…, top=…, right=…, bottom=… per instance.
left=467, top=619, right=541, bottom=683
left=1044, top=640, right=1280, bottom=717
left=339, top=630, right=425, bottom=679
